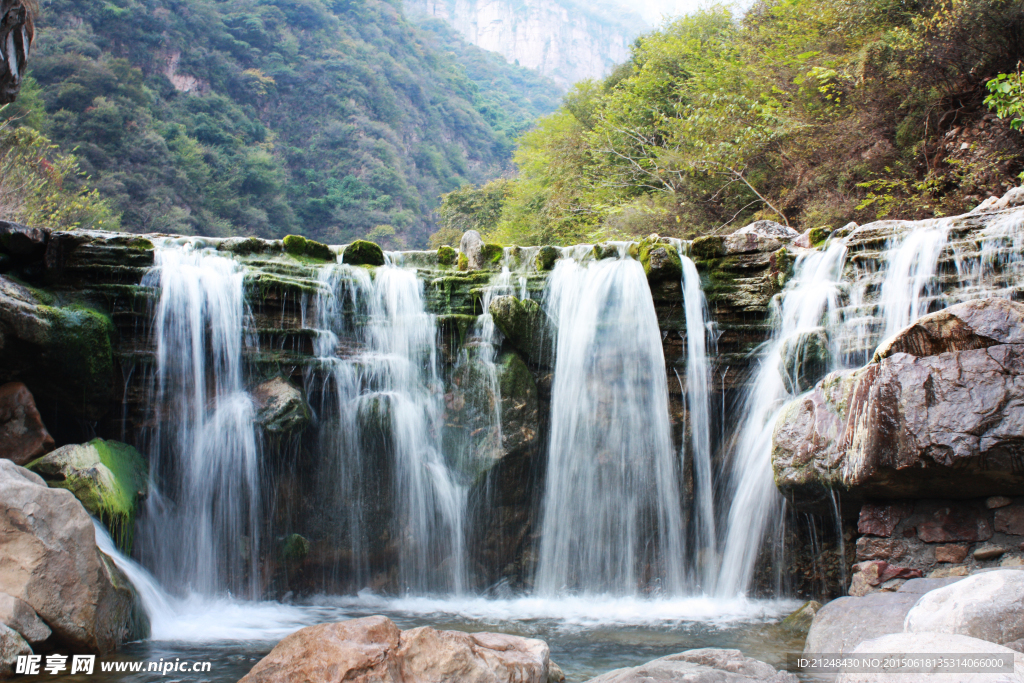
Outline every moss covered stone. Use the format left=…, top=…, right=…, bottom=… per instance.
left=303, top=238, right=334, bottom=261
left=281, top=533, right=310, bottom=562
left=636, top=238, right=682, bottom=283
left=342, top=240, right=385, bottom=267
left=593, top=243, right=619, bottom=260
left=480, top=243, right=504, bottom=265
left=28, top=438, right=147, bottom=553
left=457, top=251, right=469, bottom=271
left=808, top=226, right=832, bottom=246
left=283, top=234, right=307, bottom=257
left=691, top=235, right=725, bottom=259
left=437, top=245, right=457, bottom=266
left=39, top=303, right=115, bottom=419
left=535, top=246, right=559, bottom=271
left=489, top=295, right=552, bottom=367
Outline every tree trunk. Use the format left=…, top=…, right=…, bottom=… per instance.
left=0, top=0, right=33, bottom=105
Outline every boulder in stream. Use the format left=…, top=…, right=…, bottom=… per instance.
left=238, top=615, right=552, bottom=683
left=0, top=459, right=144, bottom=653
left=583, top=648, right=797, bottom=682
left=804, top=591, right=921, bottom=655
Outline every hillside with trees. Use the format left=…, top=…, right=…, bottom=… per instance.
left=3, top=0, right=560, bottom=247
left=433, top=0, right=1024, bottom=247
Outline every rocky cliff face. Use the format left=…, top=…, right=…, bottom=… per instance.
left=404, top=0, right=642, bottom=86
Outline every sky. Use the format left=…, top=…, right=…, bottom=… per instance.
left=629, top=0, right=703, bottom=24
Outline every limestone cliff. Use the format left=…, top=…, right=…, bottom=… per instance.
left=404, top=0, right=644, bottom=86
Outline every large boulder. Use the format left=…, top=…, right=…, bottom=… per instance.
left=0, top=382, right=53, bottom=465
left=0, top=459, right=142, bottom=653
left=724, top=220, right=799, bottom=255
left=773, top=298, right=1024, bottom=506
left=837, top=632, right=1024, bottom=683
left=804, top=592, right=922, bottom=655
left=251, top=376, right=310, bottom=434
left=583, top=649, right=797, bottom=682
left=904, top=570, right=1024, bottom=645
left=238, top=615, right=551, bottom=683
left=28, top=439, right=147, bottom=553
left=488, top=296, right=551, bottom=367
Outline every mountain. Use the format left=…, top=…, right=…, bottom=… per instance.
left=18, top=0, right=560, bottom=247
left=404, top=0, right=646, bottom=87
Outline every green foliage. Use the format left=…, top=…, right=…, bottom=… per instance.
left=450, top=0, right=1024, bottom=246
left=25, top=0, right=559, bottom=246
left=342, top=239, right=385, bottom=266
left=985, top=71, right=1024, bottom=180
left=0, top=113, right=119, bottom=230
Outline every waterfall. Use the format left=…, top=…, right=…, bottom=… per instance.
left=139, top=245, right=262, bottom=597
left=535, top=249, right=686, bottom=595
left=309, top=261, right=467, bottom=594
left=677, top=248, right=717, bottom=589
left=877, top=219, right=950, bottom=339
left=716, top=242, right=848, bottom=596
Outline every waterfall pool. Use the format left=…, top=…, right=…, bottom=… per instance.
left=29, top=594, right=812, bottom=682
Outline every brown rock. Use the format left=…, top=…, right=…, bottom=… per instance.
left=858, top=502, right=912, bottom=537
left=873, top=298, right=1024, bottom=361
left=856, top=536, right=906, bottom=561
left=917, top=506, right=993, bottom=543
left=0, top=382, right=54, bottom=466
left=973, top=544, right=1006, bottom=561
left=995, top=506, right=1024, bottom=535
left=850, top=561, right=923, bottom=595
left=0, top=459, right=140, bottom=653
left=987, top=496, right=1013, bottom=509
left=935, top=544, right=969, bottom=563
left=928, top=566, right=970, bottom=578
left=239, top=615, right=551, bottom=683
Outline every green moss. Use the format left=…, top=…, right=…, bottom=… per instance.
left=636, top=237, right=682, bottom=283
left=281, top=533, right=310, bottom=562
left=303, top=238, right=334, bottom=261
left=437, top=245, right=457, bottom=266
left=39, top=303, right=115, bottom=417
left=282, top=234, right=307, bottom=256
left=457, top=251, right=469, bottom=271
left=808, top=226, right=832, bottom=246
left=593, top=243, right=618, bottom=260
left=342, top=239, right=385, bottom=267
left=246, top=272, right=325, bottom=299
left=127, top=237, right=155, bottom=251
left=691, top=235, right=725, bottom=259
left=480, top=243, right=504, bottom=265
left=535, top=245, right=559, bottom=271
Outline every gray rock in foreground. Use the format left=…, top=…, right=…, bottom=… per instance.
left=584, top=648, right=797, bottom=682
left=905, top=570, right=1024, bottom=645
left=804, top=592, right=921, bottom=655
left=838, top=632, right=1024, bottom=683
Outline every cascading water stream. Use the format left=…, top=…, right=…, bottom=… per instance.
left=139, top=244, right=262, bottom=598
left=672, top=242, right=718, bottom=589
left=308, top=260, right=467, bottom=594
left=535, top=247, right=686, bottom=595
left=716, top=242, right=848, bottom=596
left=877, top=219, right=951, bottom=339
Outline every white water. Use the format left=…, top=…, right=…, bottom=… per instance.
left=677, top=246, right=717, bottom=589
left=535, top=248, right=686, bottom=595
left=139, top=245, right=262, bottom=597
left=878, top=219, right=951, bottom=339
left=716, top=242, right=848, bottom=596
left=308, top=261, right=467, bottom=594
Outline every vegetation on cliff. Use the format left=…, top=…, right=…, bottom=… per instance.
left=435, top=0, right=1024, bottom=246
left=13, top=0, right=559, bottom=246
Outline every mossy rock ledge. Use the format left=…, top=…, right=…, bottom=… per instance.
left=282, top=235, right=335, bottom=262
left=489, top=295, right=552, bottom=367
left=28, top=438, right=148, bottom=553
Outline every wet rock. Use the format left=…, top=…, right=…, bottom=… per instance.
left=0, top=623, right=31, bottom=679
left=723, top=220, right=799, bottom=255
left=252, top=377, right=310, bottom=434
left=973, top=545, right=1006, bottom=561
left=996, top=506, right=1024, bottom=535
left=917, top=507, right=993, bottom=543
left=584, top=648, right=797, bottom=682
left=633, top=237, right=682, bottom=283
left=547, top=660, right=566, bottom=682
left=0, top=459, right=142, bottom=653
left=805, top=592, right=921, bottom=655
left=0, top=382, right=53, bottom=465
left=43, top=230, right=154, bottom=286
left=238, top=615, right=551, bottom=683
left=28, top=439, right=147, bottom=553
left=935, top=544, right=969, bottom=563
left=497, top=351, right=539, bottom=458
left=489, top=295, right=552, bottom=367
left=280, top=534, right=309, bottom=563
left=856, top=537, right=906, bottom=561
left=535, top=246, right=559, bottom=271
left=773, top=298, right=1024, bottom=505
left=781, top=600, right=822, bottom=633
left=437, top=245, right=457, bottom=266
left=849, top=561, right=922, bottom=596
left=858, top=502, right=913, bottom=537
left=905, top=570, right=1024, bottom=644
left=838, top=633, right=1024, bottom=683
left=0, top=221, right=47, bottom=260
left=778, top=327, right=831, bottom=393
left=873, top=297, right=1024, bottom=361
left=987, top=496, right=1013, bottom=509
left=0, top=592, right=50, bottom=645
left=341, top=239, right=384, bottom=267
